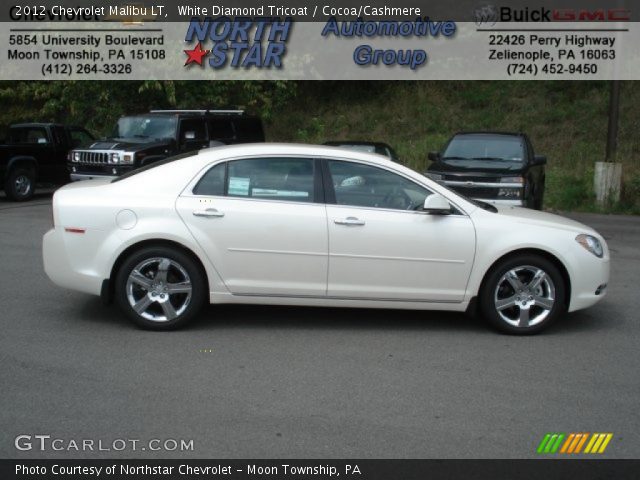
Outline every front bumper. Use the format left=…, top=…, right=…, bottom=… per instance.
left=568, top=254, right=610, bottom=312
left=70, top=173, right=117, bottom=182
left=477, top=198, right=524, bottom=207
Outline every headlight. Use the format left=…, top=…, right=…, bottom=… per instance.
left=109, top=153, right=121, bottom=164
left=121, top=153, right=134, bottom=165
left=425, top=172, right=443, bottom=182
left=501, top=176, right=524, bottom=184
left=576, top=234, right=603, bottom=258
left=72, top=152, right=80, bottom=163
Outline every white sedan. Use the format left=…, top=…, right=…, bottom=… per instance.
left=43, top=144, right=609, bottom=334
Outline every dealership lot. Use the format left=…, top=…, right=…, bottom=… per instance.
left=1, top=195, right=638, bottom=459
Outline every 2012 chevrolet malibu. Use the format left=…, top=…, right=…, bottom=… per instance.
left=43, top=144, right=610, bottom=334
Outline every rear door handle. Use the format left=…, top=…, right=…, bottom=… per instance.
left=334, top=216, right=365, bottom=226
left=192, top=208, right=225, bottom=218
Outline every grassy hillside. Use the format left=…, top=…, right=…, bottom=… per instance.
left=266, top=82, right=640, bottom=213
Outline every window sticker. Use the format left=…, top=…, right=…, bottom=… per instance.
left=228, top=177, right=250, bottom=196
left=252, top=188, right=309, bottom=198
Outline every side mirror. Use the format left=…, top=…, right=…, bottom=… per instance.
left=423, top=193, right=451, bottom=214
left=427, top=151, right=440, bottom=162
left=533, top=155, right=547, bottom=166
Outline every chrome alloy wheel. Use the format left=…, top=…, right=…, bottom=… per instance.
left=14, top=174, right=32, bottom=197
left=125, top=257, right=192, bottom=322
left=493, top=265, right=555, bottom=328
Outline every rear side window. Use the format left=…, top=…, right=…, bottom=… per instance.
left=226, top=158, right=315, bottom=202
left=208, top=119, right=234, bottom=140
left=193, top=162, right=226, bottom=196
left=235, top=118, right=265, bottom=142
left=8, top=127, right=49, bottom=145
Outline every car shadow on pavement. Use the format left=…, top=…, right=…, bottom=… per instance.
left=191, top=304, right=488, bottom=333
left=74, top=296, right=617, bottom=335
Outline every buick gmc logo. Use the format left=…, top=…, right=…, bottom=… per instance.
left=473, top=4, right=498, bottom=26
left=473, top=5, right=631, bottom=23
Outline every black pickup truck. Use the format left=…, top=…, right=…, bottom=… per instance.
left=425, top=132, right=547, bottom=210
left=0, top=123, right=95, bottom=201
left=69, top=109, right=265, bottom=181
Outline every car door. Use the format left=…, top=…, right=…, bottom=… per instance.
left=176, top=156, right=328, bottom=296
left=324, top=159, right=476, bottom=302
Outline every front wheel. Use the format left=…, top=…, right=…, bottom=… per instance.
left=479, top=254, right=566, bottom=334
left=115, top=247, right=206, bottom=330
left=5, top=168, right=35, bottom=201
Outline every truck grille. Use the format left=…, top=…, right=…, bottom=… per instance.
left=448, top=186, right=499, bottom=199
left=76, top=151, right=110, bottom=165
left=443, top=174, right=501, bottom=183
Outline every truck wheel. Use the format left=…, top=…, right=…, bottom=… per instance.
left=114, top=246, right=206, bottom=330
left=5, top=168, right=35, bottom=201
left=479, top=254, right=566, bottom=335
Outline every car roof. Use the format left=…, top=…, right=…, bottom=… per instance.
left=324, top=140, right=393, bottom=148
left=120, top=112, right=260, bottom=120
left=454, top=131, right=525, bottom=137
left=10, top=123, right=61, bottom=128
left=195, top=142, right=397, bottom=166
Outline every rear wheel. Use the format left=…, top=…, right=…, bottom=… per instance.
left=5, top=168, right=35, bottom=201
left=480, top=254, right=566, bottom=334
left=115, top=246, right=206, bottom=330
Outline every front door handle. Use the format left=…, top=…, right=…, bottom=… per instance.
left=334, top=216, right=365, bottom=226
left=192, top=208, right=225, bottom=218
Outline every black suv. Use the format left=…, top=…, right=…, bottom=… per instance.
left=69, top=110, right=265, bottom=181
left=1, top=123, right=95, bottom=200
left=426, top=132, right=546, bottom=210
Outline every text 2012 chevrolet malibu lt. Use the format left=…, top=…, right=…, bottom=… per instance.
left=43, top=144, right=609, bottom=334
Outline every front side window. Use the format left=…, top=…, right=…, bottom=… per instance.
left=328, top=160, right=430, bottom=211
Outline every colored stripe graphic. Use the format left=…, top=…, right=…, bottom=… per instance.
left=585, top=433, right=613, bottom=454
left=537, top=433, right=565, bottom=454
left=540, top=433, right=613, bottom=454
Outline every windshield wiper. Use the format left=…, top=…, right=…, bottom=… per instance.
left=442, top=156, right=469, bottom=160
left=471, top=157, right=522, bottom=162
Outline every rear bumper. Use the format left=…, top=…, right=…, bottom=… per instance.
left=42, top=228, right=103, bottom=296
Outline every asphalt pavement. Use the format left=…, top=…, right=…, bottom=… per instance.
left=0, top=194, right=638, bottom=459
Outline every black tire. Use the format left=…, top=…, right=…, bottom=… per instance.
left=5, top=168, right=35, bottom=201
left=479, top=254, right=566, bottom=335
left=534, top=181, right=545, bottom=210
left=115, top=246, right=206, bottom=330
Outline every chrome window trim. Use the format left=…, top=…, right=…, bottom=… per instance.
left=181, top=153, right=471, bottom=216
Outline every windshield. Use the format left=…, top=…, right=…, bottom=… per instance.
left=443, top=135, right=525, bottom=162
left=112, top=116, right=177, bottom=141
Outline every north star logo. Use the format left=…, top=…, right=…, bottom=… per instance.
left=184, top=42, right=209, bottom=66
left=183, top=17, right=292, bottom=69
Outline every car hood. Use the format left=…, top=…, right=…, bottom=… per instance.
left=86, top=139, right=170, bottom=151
left=429, top=160, right=525, bottom=173
left=492, top=205, right=597, bottom=235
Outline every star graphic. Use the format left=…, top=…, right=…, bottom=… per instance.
left=184, top=42, right=209, bottom=66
